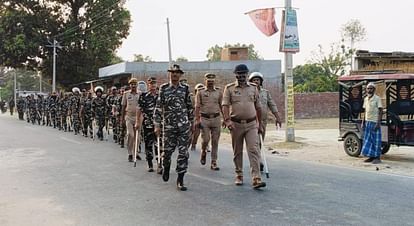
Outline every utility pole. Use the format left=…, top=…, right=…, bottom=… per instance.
left=39, top=72, right=42, bottom=93
left=14, top=71, right=17, bottom=110
left=284, top=0, right=295, bottom=142
left=166, top=18, right=173, bottom=66
left=46, top=39, right=62, bottom=92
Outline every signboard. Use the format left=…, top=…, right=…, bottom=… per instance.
left=279, top=9, right=300, bottom=53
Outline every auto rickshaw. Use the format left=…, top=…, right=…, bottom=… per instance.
left=338, top=72, right=414, bottom=156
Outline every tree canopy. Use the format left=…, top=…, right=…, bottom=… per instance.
left=206, top=43, right=262, bottom=61
left=293, top=63, right=338, bottom=93
left=0, top=0, right=131, bottom=88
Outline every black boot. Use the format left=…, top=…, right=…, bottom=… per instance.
left=162, top=163, right=170, bottom=182
left=177, top=173, right=187, bottom=191
left=147, top=160, right=154, bottom=172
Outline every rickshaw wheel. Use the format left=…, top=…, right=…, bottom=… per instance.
left=381, top=143, right=391, bottom=155
left=343, top=133, right=361, bottom=157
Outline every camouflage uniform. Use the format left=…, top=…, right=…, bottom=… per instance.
left=138, top=90, right=161, bottom=163
left=106, top=93, right=118, bottom=141
left=49, top=95, right=59, bottom=128
left=36, top=96, right=44, bottom=125
left=70, top=94, right=81, bottom=134
left=59, top=95, right=71, bottom=131
left=28, top=95, right=37, bottom=124
left=17, top=97, right=25, bottom=120
left=154, top=82, right=193, bottom=175
left=43, top=96, right=50, bottom=126
left=115, top=92, right=125, bottom=147
left=92, top=95, right=107, bottom=140
left=81, top=94, right=93, bottom=137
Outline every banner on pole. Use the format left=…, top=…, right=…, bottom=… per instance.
left=279, top=9, right=300, bottom=53
left=246, top=8, right=278, bottom=37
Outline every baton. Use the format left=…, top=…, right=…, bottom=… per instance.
left=260, top=135, right=270, bottom=178
left=134, top=129, right=138, bottom=167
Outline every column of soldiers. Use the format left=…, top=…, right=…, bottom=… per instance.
left=13, top=63, right=280, bottom=192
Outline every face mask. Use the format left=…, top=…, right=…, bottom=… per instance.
left=236, top=75, right=247, bottom=84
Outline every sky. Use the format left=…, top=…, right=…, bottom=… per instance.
left=116, top=0, right=414, bottom=69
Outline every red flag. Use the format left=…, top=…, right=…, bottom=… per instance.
left=246, top=8, right=278, bottom=37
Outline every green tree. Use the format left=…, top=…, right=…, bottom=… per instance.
left=0, top=0, right=131, bottom=87
left=206, top=43, right=263, bottom=61
left=293, top=63, right=338, bottom=93
left=176, top=56, right=188, bottom=62
left=133, top=54, right=152, bottom=62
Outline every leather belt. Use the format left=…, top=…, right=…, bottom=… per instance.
left=231, top=117, right=256, bottom=124
left=201, top=112, right=220, bottom=118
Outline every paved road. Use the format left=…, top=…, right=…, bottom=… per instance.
left=0, top=115, right=413, bottom=226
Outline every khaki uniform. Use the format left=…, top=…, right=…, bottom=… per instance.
left=222, top=81, right=261, bottom=179
left=195, top=87, right=222, bottom=163
left=259, top=88, right=278, bottom=139
left=122, top=90, right=141, bottom=156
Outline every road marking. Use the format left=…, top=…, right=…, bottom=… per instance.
left=187, top=172, right=232, bottom=185
left=60, top=137, right=82, bottom=145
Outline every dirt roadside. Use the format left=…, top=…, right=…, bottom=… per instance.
left=219, top=118, right=414, bottom=177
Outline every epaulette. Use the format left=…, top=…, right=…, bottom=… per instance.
left=225, top=82, right=236, bottom=88
left=248, top=82, right=257, bottom=86
left=160, top=83, right=169, bottom=90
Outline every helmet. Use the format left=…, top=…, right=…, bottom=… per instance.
left=195, top=83, right=204, bottom=90
left=138, top=81, right=147, bottom=92
left=72, top=87, right=80, bottom=93
left=94, top=86, right=104, bottom=93
left=248, top=72, right=264, bottom=82
left=233, top=64, right=249, bottom=74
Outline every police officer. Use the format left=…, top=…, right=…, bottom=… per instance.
left=92, top=86, right=107, bottom=141
left=80, top=91, right=94, bottom=138
left=17, top=96, right=25, bottom=120
left=121, top=78, right=141, bottom=162
left=106, top=86, right=118, bottom=141
left=222, top=64, right=266, bottom=189
left=154, top=64, right=194, bottom=191
left=190, top=83, right=204, bottom=152
left=249, top=72, right=282, bottom=171
left=195, top=74, right=222, bottom=170
left=71, top=87, right=82, bottom=135
left=135, top=77, right=162, bottom=173
left=116, top=86, right=126, bottom=147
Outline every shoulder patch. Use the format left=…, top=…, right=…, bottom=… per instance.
left=225, top=82, right=236, bottom=88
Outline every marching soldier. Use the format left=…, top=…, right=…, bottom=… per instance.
left=28, top=94, right=37, bottom=124
left=249, top=72, right=282, bottom=171
left=70, top=87, right=82, bottom=135
left=92, top=86, right=107, bottom=141
left=190, top=83, right=204, bottom=151
left=36, top=94, right=44, bottom=125
left=80, top=91, right=93, bottom=138
left=43, top=94, right=50, bottom=126
left=49, top=92, right=59, bottom=128
left=17, top=96, right=25, bottom=120
left=222, top=64, right=266, bottom=189
left=195, top=73, right=223, bottom=171
left=116, top=86, right=126, bottom=147
left=154, top=64, right=194, bottom=191
left=106, top=86, right=118, bottom=141
left=135, top=77, right=162, bottom=173
left=121, top=79, right=141, bottom=161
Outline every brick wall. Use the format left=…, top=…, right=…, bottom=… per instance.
left=266, top=85, right=339, bottom=120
